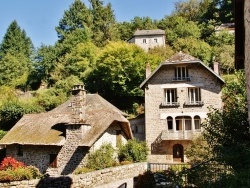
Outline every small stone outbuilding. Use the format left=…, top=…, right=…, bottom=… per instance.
left=0, top=84, right=133, bottom=176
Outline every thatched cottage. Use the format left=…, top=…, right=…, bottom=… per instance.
left=0, top=84, right=133, bottom=176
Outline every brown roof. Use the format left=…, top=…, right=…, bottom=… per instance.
left=0, top=94, right=132, bottom=146
left=165, top=51, right=199, bottom=62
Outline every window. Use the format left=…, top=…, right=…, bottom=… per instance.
left=17, top=145, right=23, bottom=156
left=176, top=116, right=192, bottom=131
left=49, top=154, right=58, bottom=168
left=174, top=66, right=189, bottom=81
left=143, top=39, right=146, bottom=43
left=167, top=117, right=173, bottom=130
left=154, top=38, right=158, bottom=43
left=162, top=89, right=178, bottom=106
left=188, top=88, right=201, bottom=104
left=194, top=115, right=201, bottom=129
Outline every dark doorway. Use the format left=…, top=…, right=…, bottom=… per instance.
left=173, top=144, right=184, bottom=162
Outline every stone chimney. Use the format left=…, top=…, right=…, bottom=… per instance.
left=213, top=62, right=219, bottom=75
left=71, top=84, right=86, bottom=123
left=146, top=62, right=151, bottom=78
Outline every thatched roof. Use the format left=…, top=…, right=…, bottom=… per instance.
left=0, top=94, right=132, bottom=146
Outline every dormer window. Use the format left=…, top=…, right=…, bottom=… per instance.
left=173, top=66, right=190, bottom=81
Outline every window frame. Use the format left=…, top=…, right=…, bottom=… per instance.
left=174, top=66, right=190, bottom=81
left=188, top=87, right=201, bottom=104
left=161, top=88, right=179, bottom=107
left=49, top=154, right=58, bottom=168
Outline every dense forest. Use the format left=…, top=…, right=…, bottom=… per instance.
left=0, top=0, right=234, bottom=131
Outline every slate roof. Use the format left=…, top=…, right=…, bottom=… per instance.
left=140, top=51, right=225, bottom=88
left=133, top=29, right=165, bottom=36
left=0, top=94, right=132, bottom=147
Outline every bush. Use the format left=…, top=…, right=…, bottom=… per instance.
left=0, top=157, right=42, bottom=182
left=118, top=139, right=148, bottom=162
left=0, top=157, right=25, bottom=170
left=86, top=143, right=115, bottom=170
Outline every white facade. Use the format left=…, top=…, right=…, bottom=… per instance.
left=128, top=29, right=166, bottom=51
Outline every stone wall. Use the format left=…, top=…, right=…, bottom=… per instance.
left=0, top=162, right=147, bottom=188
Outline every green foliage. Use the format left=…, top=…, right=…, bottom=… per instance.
left=173, top=37, right=212, bottom=65
left=55, top=0, right=92, bottom=41
left=159, top=16, right=201, bottom=45
left=186, top=136, right=213, bottom=164
left=86, top=41, right=146, bottom=101
left=118, top=139, right=148, bottom=162
left=0, top=130, right=7, bottom=140
left=0, top=20, right=34, bottom=89
left=86, top=143, right=115, bottom=170
left=33, top=88, right=67, bottom=111
left=0, top=100, right=42, bottom=130
left=90, top=0, right=118, bottom=47
left=213, top=44, right=234, bottom=74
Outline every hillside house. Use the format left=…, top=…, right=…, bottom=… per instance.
left=0, top=84, right=132, bottom=176
left=140, top=52, right=224, bottom=163
left=128, top=29, right=166, bottom=51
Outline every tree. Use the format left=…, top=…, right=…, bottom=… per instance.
left=158, top=16, right=201, bottom=45
left=174, top=0, right=204, bottom=21
left=0, top=20, right=34, bottom=89
left=85, top=41, right=147, bottom=109
left=213, top=44, right=234, bottom=74
left=202, top=71, right=249, bottom=172
left=55, top=0, right=92, bottom=41
left=173, top=37, right=212, bottom=65
left=90, top=0, right=118, bottom=47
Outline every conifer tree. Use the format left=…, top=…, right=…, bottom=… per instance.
left=0, top=20, right=33, bottom=88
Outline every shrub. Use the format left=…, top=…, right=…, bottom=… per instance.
left=0, top=157, right=25, bottom=170
left=0, top=157, right=42, bottom=182
left=86, top=143, right=115, bottom=170
left=118, top=139, right=148, bottom=162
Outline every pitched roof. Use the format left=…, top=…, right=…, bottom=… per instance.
left=133, top=29, right=165, bottom=36
left=0, top=94, right=132, bottom=146
left=140, top=51, right=225, bottom=88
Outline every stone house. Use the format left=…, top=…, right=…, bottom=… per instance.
left=129, top=114, right=145, bottom=141
left=128, top=29, right=166, bottom=52
left=0, top=84, right=133, bottom=176
left=140, top=52, right=224, bottom=163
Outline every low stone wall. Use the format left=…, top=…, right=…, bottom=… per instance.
left=0, top=162, right=148, bottom=188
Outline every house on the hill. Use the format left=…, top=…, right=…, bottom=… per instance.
left=128, top=29, right=166, bottom=51
left=0, top=84, right=133, bottom=176
left=140, top=51, right=224, bottom=163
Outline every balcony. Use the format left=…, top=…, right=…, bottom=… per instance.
left=161, top=130, right=201, bottom=140
left=160, top=102, right=180, bottom=108
left=184, top=101, right=204, bottom=107
left=172, top=77, right=191, bottom=82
